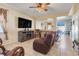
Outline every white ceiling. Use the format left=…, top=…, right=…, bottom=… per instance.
left=6, top=3, right=73, bottom=18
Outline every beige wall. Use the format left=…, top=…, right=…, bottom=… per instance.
left=72, top=9, right=79, bottom=41
left=0, top=4, right=34, bottom=45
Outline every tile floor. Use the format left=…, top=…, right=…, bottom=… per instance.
left=3, top=34, right=78, bottom=56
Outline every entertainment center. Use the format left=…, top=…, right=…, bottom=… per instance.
left=18, top=17, right=33, bottom=42
left=18, top=30, right=34, bottom=42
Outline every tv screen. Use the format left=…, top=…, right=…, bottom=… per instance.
left=18, top=17, right=32, bottom=28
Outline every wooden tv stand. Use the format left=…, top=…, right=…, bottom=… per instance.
left=18, top=31, right=34, bottom=42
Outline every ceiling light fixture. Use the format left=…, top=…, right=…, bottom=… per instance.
left=36, top=3, right=48, bottom=12
left=29, top=3, right=50, bottom=12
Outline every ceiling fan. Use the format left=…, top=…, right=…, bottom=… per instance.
left=29, top=3, right=50, bottom=11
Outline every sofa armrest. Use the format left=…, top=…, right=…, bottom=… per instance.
left=6, top=46, right=24, bottom=56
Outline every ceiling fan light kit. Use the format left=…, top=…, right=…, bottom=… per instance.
left=29, top=3, right=50, bottom=12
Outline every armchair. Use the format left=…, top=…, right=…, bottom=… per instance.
left=33, top=33, right=55, bottom=54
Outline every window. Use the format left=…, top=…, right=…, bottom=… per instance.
left=0, top=23, right=3, bottom=33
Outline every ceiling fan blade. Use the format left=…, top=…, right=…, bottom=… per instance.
left=29, top=3, right=50, bottom=12
left=46, top=3, right=50, bottom=5
left=29, top=6, right=37, bottom=8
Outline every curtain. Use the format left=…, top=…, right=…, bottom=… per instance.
left=0, top=8, right=7, bottom=22
left=0, top=8, right=8, bottom=40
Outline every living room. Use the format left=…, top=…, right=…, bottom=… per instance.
left=0, top=3, right=79, bottom=56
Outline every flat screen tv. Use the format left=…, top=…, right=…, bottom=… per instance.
left=18, top=17, right=32, bottom=28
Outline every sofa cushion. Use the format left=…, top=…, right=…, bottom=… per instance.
left=44, top=34, right=52, bottom=46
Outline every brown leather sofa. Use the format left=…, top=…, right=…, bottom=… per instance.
left=0, top=38, right=25, bottom=56
left=33, top=32, right=56, bottom=54
left=0, top=45, right=25, bottom=56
